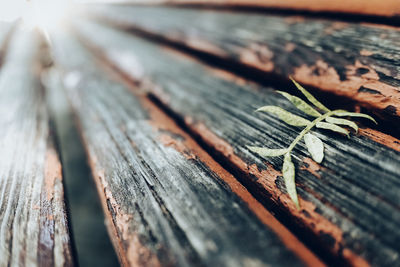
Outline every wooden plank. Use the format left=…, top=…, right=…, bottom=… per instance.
left=74, top=20, right=400, bottom=266
left=50, top=30, right=324, bottom=267
left=0, top=22, right=14, bottom=65
left=106, top=0, right=400, bottom=18
left=88, top=5, right=400, bottom=120
left=0, top=29, right=73, bottom=266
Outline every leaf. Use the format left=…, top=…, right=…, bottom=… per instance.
left=277, top=91, right=321, bottom=117
left=316, top=122, right=349, bottom=137
left=247, top=146, right=288, bottom=157
left=325, top=117, right=358, bottom=132
left=257, top=106, right=311, bottom=126
left=283, top=153, right=299, bottom=209
left=304, top=133, right=324, bottom=163
left=334, top=111, right=377, bottom=124
left=290, top=78, right=330, bottom=113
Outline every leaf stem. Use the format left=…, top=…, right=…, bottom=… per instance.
left=287, top=110, right=337, bottom=153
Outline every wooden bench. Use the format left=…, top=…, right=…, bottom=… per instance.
left=1, top=1, right=399, bottom=266
left=0, top=25, right=73, bottom=266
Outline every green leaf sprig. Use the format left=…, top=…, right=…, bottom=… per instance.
left=247, top=78, right=377, bottom=209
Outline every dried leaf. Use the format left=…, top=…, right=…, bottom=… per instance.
left=277, top=91, right=321, bottom=117
left=326, top=117, right=358, bottom=132
left=290, top=78, right=330, bottom=113
left=257, top=106, right=311, bottom=126
left=248, top=79, right=379, bottom=208
left=334, top=111, right=377, bottom=124
left=316, top=122, right=349, bottom=137
left=247, top=146, right=288, bottom=157
left=283, top=153, right=299, bottom=209
left=304, top=133, right=324, bottom=163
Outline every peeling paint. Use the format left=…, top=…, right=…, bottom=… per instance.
left=323, top=22, right=348, bottom=35
left=343, top=249, right=370, bottom=267
left=284, top=43, right=296, bottom=52
left=360, top=50, right=374, bottom=57
left=300, top=157, right=322, bottom=179
left=292, top=60, right=400, bottom=116
left=185, top=37, right=229, bottom=58
left=239, top=43, right=274, bottom=72
left=44, top=148, right=63, bottom=201
left=358, top=128, right=400, bottom=152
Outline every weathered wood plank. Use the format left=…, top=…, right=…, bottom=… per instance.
left=88, top=5, right=400, bottom=120
left=0, top=22, right=14, bottom=65
left=0, top=29, right=73, bottom=266
left=106, top=0, right=400, bottom=18
left=50, top=30, right=324, bottom=267
left=74, top=20, right=400, bottom=266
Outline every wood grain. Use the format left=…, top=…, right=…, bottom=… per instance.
left=74, top=20, right=400, bottom=266
left=87, top=5, right=400, bottom=120
left=49, top=30, right=325, bottom=267
left=0, top=28, right=73, bottom=266
left=107, top=0, right=400, bottom=18
left=0, top=22, right=14, bottom=65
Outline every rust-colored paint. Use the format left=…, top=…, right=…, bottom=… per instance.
left=44, top=148, right=63, bottom=201
left=158, top=133, right=196, bottom=160
left=184, top=37, right=230, bottom=58
left=358, top=128, right=400, bottom=152
left=86, top=153, right=161, bottom=267
left=284, top=43, right=296, bottom=52
left=39, top=147, right=67, bottom=266
left=292, top=60, right=400, bottom=116
left=359, top=50, right=374, bottom=56
left=130, top=0, right=400, bottom=17
left=239, top=43, right=274, bottom=72
left=343, top=249, right=370, bottom=267
left=300, top=157, right=322, bottom=179
left=284, top=16, right=306, bottom=24
left=323, top=22, right=349, bottom=35
left=126, top=235, right=161, bottom=267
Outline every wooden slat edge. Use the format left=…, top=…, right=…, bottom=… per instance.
left=91, top=0, right=400, bottom=18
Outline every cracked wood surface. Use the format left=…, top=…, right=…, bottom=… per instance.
left=88, top=5, right=400, bottom=120
left=0, top=28, right=73, bottom=266
left=73, top=20, right=400, bottom=267
left=49, top=30, right=325, bottom=267
left=107, top=0, right=400, bottom=18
